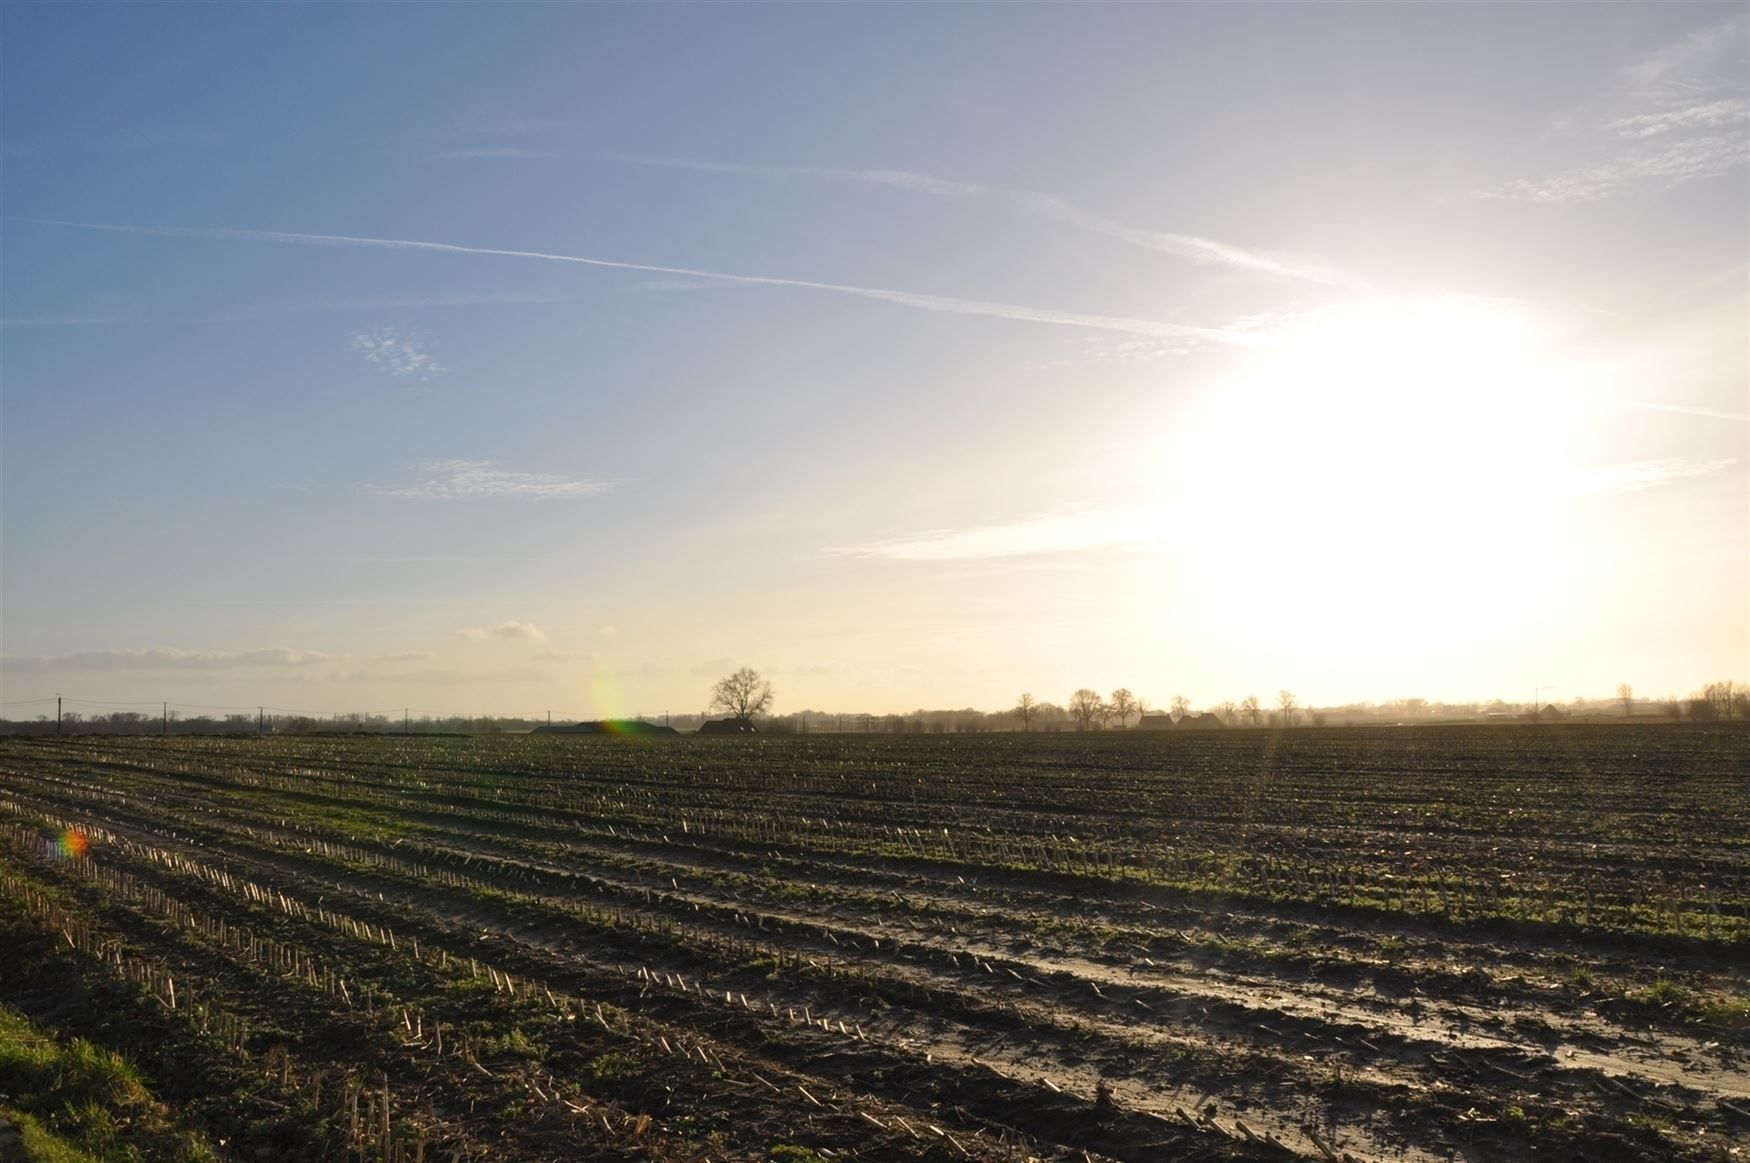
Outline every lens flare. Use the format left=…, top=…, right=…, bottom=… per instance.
left=590, top=659, right=624, bottom=724
left=50, top=828, right=89, bottom=859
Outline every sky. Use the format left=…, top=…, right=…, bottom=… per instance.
left=2, top=3, right=1746, bottom=721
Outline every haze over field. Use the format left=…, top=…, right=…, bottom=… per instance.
left=2, top=3, right=1745, bottom=718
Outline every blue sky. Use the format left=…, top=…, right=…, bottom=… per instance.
left=3, top=3, right=1745, bottom=718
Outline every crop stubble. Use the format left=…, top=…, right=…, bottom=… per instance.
left=0, top=725, right=1744, bottom=1161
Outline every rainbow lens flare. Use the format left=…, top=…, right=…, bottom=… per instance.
left=50, top=828, right=89, bottom=859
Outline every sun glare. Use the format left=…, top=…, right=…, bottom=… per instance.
left=1169, top=296, right=1582, bottom=659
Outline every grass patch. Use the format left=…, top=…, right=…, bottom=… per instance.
left=1637, top=976, right=1688, bottom=1006
left=1697, top=993, right=1750, bottom=1026
left=0, top=1005, right=218, bottom=1162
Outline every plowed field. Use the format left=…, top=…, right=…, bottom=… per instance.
left=1, top=726, right=1744, bottom=1161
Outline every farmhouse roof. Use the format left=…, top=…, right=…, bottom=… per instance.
left=1177, top=712, right=1225, bottom=729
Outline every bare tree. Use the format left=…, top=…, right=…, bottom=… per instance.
left=1277, top=689, right=1299, bottom=726
left=1015, top=692, right=1038, bottom=732
left=1703, top=680, right=1746, bottom=720
left=1108, top=689, right=1137, bottom=729
left=1242, top=694, right=1262, bottom=727
left=710, top=667, right=774, bottom=721
left=1662, top=699, right=1684, bottom=721
left=1169, top=695, right=1190, bottom=720
left=1068, top=688, right=1105, bottom=732
left=1215, top=700, right=1238, bottom=725
left=1617, top=682, right=1634, bottom=718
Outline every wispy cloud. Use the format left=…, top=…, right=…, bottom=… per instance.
left=349, top=324, right=444, bottom=378
left=1621, top=12, right=1749, bottom=90
left=435, top=146, right=556, bottom=160
left=1494, top=129, right=1747, bottom=203
left=1568, top=457, right=1740, bottom=495
left=830, top=505, right=1163, bottom=562
left=377, top=459, right=614, bottom=501
left=1, top=313, right=138, bottom=328
left=26, top=220, right=1270, bottom=347
left=338, top=555, right=561, bottom=563
left=1623, top=400, right=1750, bottom=423
left=5, top=294, right=564, bottom=328
left=3, top=127, right=231, bottom=159
left=1493, top=15, right=1748, bottom=203
left=534, top=650, right=596, bottom=662
left=605, top=153, right=1364, bottom=290
left=459, top=620, right=546, bottom=642
left=375, top=650, right=438, bottom=662
left=2, top=647, right=339, bottom=673
left=1607, top=98, right=1748, bottom=139
left=435, top=111, right=551, bottom=139
left=338, top=666, right=546, bottom=685
left=217, top=292, right=565, bottom=321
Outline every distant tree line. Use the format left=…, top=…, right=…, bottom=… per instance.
left=5, top=678, right=1744, bottom=737
left=1023, top=688, right=1312, bottom=731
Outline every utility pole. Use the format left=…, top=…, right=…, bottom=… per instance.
left=162, top=701, right=168, bottom=736
left=56, top=695, right=62, bottom=736
left=258, top=707, right=264, bottom=736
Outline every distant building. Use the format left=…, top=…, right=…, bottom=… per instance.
left=1176, top=712, right=1225, bottom=730
left=1136, top=714, right=1175, bottom=731
left=532, top=720, right=677, bottom=735
left=697, top=717, right=759, bottom=735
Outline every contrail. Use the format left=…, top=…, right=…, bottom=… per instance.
left=1624, top=400, right=1749, bottom=422
left=24, top=219, right=1267, bottom=347
left=600, top=154, right=1367, bottom=291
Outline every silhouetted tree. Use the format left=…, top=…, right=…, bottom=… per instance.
left=1015, top=692, right=1038, bottom=732
left=1068, top=688, right=1104, bottom=731
left=1277, top=689, right=1299, bottom=726
left=711, top=667, right=774, bottom=721
left=1242, top=695, right=1262, bottom=727
left=1703, top=680, right=1746, bottom=720
left=1170, top=695, right=1190, bottom=720
left=1108, top=689, right=1137, bottom=729
left=1617, top=683, right=1634, bottom=717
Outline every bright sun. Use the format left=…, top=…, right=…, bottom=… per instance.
left=1165, top=294, right=1583, bottom=661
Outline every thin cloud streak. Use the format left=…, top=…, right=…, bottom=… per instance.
left=1568, top=457, right=1740, bottom=495
left=3, top=294, right=565, bottom=327
left=213, top=291, right=568, bottom=320
left=459, top=621, right=545, bottom=642
left=1493, top=14, right=1749, bottom=203
left=1623, top=400, right=1750, bottom=423
left=377, top=460, right=614, bottom=501
left=1494, top=130, right=1748, bottom=203
left=2, top=647, right=339, bottom=673
left=25, top=219, right=1269, bottom=347
left=337, top=555, right=561, bottom=563
left=435, top=146, right=558, bottom=160
left=830, top=506, right=1164, bottom=562
left=605, top=154, right=1365, bottom=290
